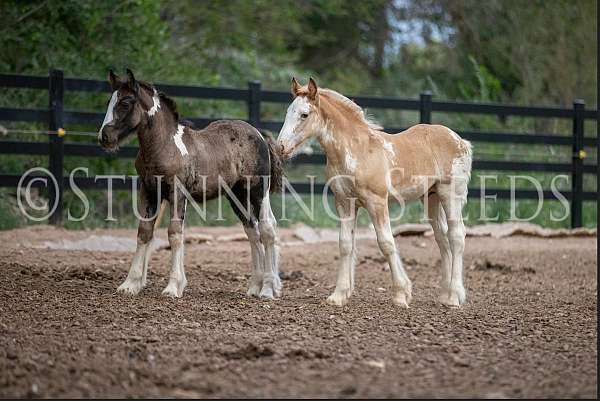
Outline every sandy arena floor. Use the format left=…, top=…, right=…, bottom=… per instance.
left=0, top=225, right=596, bottom=398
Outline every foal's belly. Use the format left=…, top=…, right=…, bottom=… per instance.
left=389, top=176, right=435, bottom=202
left=181, top=172, right=228, bottom=202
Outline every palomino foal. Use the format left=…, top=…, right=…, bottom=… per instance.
left=278, top=78, right=472, bottom=308
left=98, top=69, right=283, bottom=299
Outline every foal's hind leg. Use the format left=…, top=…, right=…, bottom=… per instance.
left=425, top=192, right=453, bottom=305
left=162, top=192, right=188, bottom=298
left=117, top=185, right=159, bottom=295
left=244, top=221, right=265, bottom=297
left=257, top=192, right=281, bottom=299
left=437, top=183, right=468, bottom=307
left=227, top=188, right=265, bottom=298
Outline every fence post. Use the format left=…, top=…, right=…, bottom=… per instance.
left=248, top=81, right=261, bottom=129
left=419, top=91, right=432, bottom=124
left=571, top=99, right=585, bottom=228
left=48, top=69, right=64, bottom=225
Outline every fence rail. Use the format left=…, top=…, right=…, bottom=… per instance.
left=0, top=70, right=597, bottom=227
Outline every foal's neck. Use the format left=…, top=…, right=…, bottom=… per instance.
left=137, top=91, right=178, bottom=159
left=315, top=122, right=357, bottom=173
left=316, top=107, right=365, bottom=164
left=317, top=95, right=366, bottom=145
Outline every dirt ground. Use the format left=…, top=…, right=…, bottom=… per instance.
left=0, top=225, right=596, bottom=398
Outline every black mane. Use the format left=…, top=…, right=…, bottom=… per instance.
left=138, top=80, right=180, bottom=122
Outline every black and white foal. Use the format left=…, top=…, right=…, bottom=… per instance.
left=98, top=69, right=283, bottom=299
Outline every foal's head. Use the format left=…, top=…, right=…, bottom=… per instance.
left=278, top=77, right=322, bottom=159
left=98, top=69, right=160, bottom=151
left=278, top=77, right=383, bottom=159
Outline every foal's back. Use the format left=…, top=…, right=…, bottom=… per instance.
left=181, top=120, right=272, bottom=198
left=389, top=124, right=470, bottom=176
left=357, top=124, right=471, bottom=198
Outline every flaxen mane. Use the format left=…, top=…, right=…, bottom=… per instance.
left=319, top=88, right=383, bottom=131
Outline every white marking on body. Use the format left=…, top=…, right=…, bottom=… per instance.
left=98, top=91, right=118, bottom=138
left=174, top=124, right=189, bottom=156
left=447, top=127, right=465, bottom=144
left=147, top=89, right=161, bottom=116
left=345, top=151, right=357, bottom=172
left=449, top=151, right=472, bottom=201
left=383, top=140, right=395, bottom=157
left=385, top=171, right=393, bottom=192
left=320, top=125, right=334, bottom=144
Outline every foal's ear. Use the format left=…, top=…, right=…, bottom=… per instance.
left=108, top=69, right=119, bottom=91
left=126, top=68, right=140, bottom=95
left=307, top=77, right=318, bottom=101
left=291, top=77, right=302, bottom=97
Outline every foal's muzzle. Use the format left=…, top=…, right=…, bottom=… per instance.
left=99, top=126, right=119, bottom=151
left=99, top=125, right=136, bottom=151
left=100, top=130, right=109, bottom=144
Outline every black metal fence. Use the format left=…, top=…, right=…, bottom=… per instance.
left=0, top=69, right=597, bottom=227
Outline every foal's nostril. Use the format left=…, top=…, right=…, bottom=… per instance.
left=101, top=131, right=108, bottom=143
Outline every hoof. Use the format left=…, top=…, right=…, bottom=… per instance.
left=392, top=292, right=410, bottom=308
left=273, top=275, right=283, bottom=295
left=116, top=278, right=144, bottom=295
left=161, top=279, right=186, bottom=298
left=392, top=284, right=412, bottom=308
left=440, top=286, right=466, bottom=308
left=246, top=282, right=262, bottom=298
left=259, top=279, right=282, bottom=300
left=438, top=292, right=451, bottom=305
left=326, top=289, right=352, bottom=307
left=259, top=286, right=274, bottom=300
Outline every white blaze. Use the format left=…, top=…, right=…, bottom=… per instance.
left=98, top=91, right=118, bottom=138
left=278, top=96, right=310, bottom=153
left=174, top=124, right=189, bottom=156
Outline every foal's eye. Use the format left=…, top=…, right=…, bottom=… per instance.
left=300, top=113, right=309, bottom=119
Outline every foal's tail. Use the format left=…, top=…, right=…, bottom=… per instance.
left=261, top=131, right=284, bottom=193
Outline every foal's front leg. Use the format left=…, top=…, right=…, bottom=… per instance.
left=367, top=198, right=412, bottom=307
left=326, top=199, right=358, bottom=306
left=117, top=185, right=159, bottom=295
left=162, top=194, right=188, bottom=298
